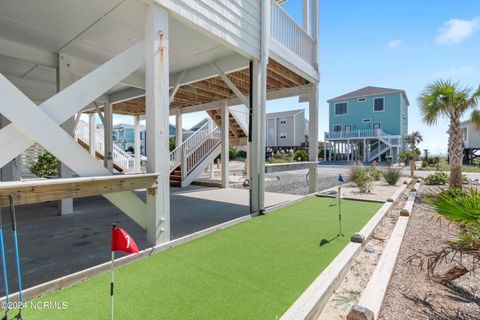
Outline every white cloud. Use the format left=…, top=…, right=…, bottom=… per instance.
left=435, top=17, right=480, bottom=45
left=387, top=39, right=404, bottom=49
left=430, top=65, right=477, bottom=78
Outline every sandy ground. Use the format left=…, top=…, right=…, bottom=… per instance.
left=318, top=177, right=411, bottom=202
left=379, top=185, right=480, bottom=320
left=317, top=182, right=411, bottom=320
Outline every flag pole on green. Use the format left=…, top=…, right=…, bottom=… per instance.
left=337, top=174, right=344, bottom=237
left=110, top=224, right=139, bottom=320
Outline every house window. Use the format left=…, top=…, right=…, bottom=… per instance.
left=334, top=102, right=347, bottom=115
left=358, top=97, right=366, bottom=102
left=362, top=118, right=371, bottom=123
left=373, top=98, right=384, bottom=112
left=462, top=127, right=468, bottom=142
left=333, top=125, right=342, bottom=132
left=373, top=123, right=381, bottom=130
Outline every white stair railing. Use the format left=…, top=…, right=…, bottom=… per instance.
left=75, top=120, right=133, bottom=172
left=170, top=118, right=221, bottom=182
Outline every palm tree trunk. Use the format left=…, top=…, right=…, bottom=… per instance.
left=449, top=117, right=463, bottom=188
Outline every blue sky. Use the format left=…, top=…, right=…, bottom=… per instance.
left=115, top=1, right=480, bottom=155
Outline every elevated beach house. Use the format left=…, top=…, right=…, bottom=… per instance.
left=0, top=0, right=319, bottom=246
left=324, top=86, right=409, bottom=163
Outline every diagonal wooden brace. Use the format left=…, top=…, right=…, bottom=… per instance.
left=0, top=40, right=144, bottom=169
left=0, top=42, right=147, bottom=227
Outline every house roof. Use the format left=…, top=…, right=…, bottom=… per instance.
left=266, top=109, right=304, bottom=119
left=327, top=86, right=410, bottom=106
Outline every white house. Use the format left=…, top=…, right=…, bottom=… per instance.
left=0, top=0, right=320, bottom=246
left=266, top=109, right=307, bottom=147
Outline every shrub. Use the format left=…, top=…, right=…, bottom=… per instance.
left=229, top=147, right=237, bottom=160
left=367, top=167, right=382, bottom=181
left=169, top=137, right=176, bottom=152
left=425, top=187, right=480, bottom=224
left=350, top=166, right=373, bottom=193
left=30, top=151, right=58, bottom=177
left=236, top=150, right=247, bottom=159
left=383, top=167, right=402, bottom=185
left=424, top=172, right=449, bottom=185
left=293, top=149, right=308, bottom=162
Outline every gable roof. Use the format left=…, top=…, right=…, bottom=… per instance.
left=266, top=109, right=304, bottom=119
left=327, top=86, right=410, bottom=106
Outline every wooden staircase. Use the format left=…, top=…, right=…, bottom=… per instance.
left=207, top=109, right=247, bottom=145
left=170, top=166, right=182, bottom=187
left=169, top=136, right=221, bottom=187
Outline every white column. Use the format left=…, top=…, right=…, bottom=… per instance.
left=308, top=85, right=318, bottom=193
left=145, top=3, right=170, bottom=246
left=104, top=100, right=113, bottom=172
left=302, top=0, right=310, bottom=35
left=175, top=109, right=182, bottom=148
left=250, top=62, right=260, bottom=213
left=363, top=139, right=367, bottom=163
left=57, top=53, right=74, bottom=215
left=134, top=115, right=141, bottom=173
left=209, top=161, right=215, bottom=179
left=221, top=102, right=230, bottom=188
left=256, top=0, right=269, bottom=212
left=89, top=113, right=96, bottom=157
left=324, top=142, right=327, bottom=161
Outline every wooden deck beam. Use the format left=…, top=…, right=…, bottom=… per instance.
left=0, top=174, right=159, bottom=207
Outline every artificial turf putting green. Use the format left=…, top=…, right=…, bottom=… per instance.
left=23, top=197, right=382, bottom=320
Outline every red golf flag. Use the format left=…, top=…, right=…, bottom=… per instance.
left=111, top=228, right=139, bottom=254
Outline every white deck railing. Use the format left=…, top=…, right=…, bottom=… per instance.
left=325, top=129, right=390, bottom=140
left=270, top=1, right=315, bottom=66
left=75, top=120, right=133, bottom=172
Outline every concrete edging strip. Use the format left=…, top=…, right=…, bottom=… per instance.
left=280, top=243, right=362, bottom=320
left=351, top=202, right=393, bottom=244
left=386, top=178, right=412, bottom=202
left=347, top=216, right=410, bottom=320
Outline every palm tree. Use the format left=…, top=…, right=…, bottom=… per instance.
left=405, top=131, right=423, bottom=151
left=419, top=80, right=480, bottom=188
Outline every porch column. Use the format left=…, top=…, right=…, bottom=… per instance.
left=250, top=61, right=260, bottom=213
left=221, top=102, right=230, bottom=188
left=103, top=100, right=113, bottom=172
left=134, top=115, right=141, bottom=173
left=324, top=142, right=327, bottom=161
left=175, top=109, right=182, bottom=148
left=57, top=53, right=74, bottom=215
left=347, top=139, right=350, bottom=161
left=0, top=115, right=20, bottom=181
left=89, top=113, right=96, bottom=157
left=145, top=3, right=170, bottom=245
left=302, top=0, right=310, bottom=34
left=363, top=139, right=367, bottom=163
left=308, top=85, right=318, bottom=193
left=210, top=161, right=215, bottom=179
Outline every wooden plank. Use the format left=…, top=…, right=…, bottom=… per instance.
left=0, top=174, right=159, bottom=207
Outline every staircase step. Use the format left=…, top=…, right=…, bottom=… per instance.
left=170, top=175, right=181, bottom=181
left=170, top=180, right=181, bottom=187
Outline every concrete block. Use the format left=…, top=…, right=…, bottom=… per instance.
left=346, top=305, right=374, bottom=320
left=351, top=233, right=365, bottom=245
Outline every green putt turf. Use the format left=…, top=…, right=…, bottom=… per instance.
left=23, top=197, right=381, bottom=319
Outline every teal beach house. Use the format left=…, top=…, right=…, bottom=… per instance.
left=324, top=86, right=409, bottom=163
